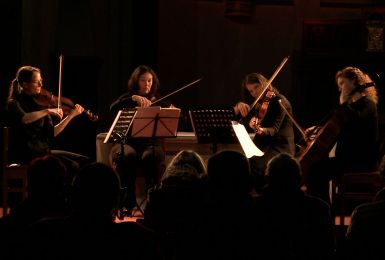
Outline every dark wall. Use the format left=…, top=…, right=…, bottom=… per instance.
left=155, top=0, right=385, bottom=146
left=0, top=0, right=21, bottom=126
left=3, top=0, right=159, bottom=158
left=2, top=0, right=385, bottom=158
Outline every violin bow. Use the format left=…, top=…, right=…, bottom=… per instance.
left=58, top=54, right=64, bottom=109
left=152, top=78, right=202, bottom=105
left=278, top=99, right=307, bottom=142
left=249, top=56, right=290, bottom=110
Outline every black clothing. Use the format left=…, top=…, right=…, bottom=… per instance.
left=109, top=92, right=166, bottom=212
left=7, top=93, right=53, bottom=164
left=335, top=96, right=379, bottom=172
left=6, top=93, right=91, bottom=183
left=252, top=93, right=295, bottom=155
left=306, top=96, right=379, bottom=204
left=247, top=92, right=295, bottom=189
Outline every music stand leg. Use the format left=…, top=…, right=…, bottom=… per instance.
left=114, top=141, right=145, bottom=220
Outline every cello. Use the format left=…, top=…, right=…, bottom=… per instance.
left=295, top=78, right=378, bottom=184
left=295, top=110, right=342, bottom=184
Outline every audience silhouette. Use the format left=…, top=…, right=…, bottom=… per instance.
left=205, top=150, right=257, bottom=260
left=343, top=187, right=385, bottom=259
left=23, top=162, right=159, bottom=259
left=0, top=155, right=69, bottom=259
left=253, top=152, right=336, bottom=260
left=4, top=149, right=378, bottom=259
left=144, top=150, right=209, bottom=260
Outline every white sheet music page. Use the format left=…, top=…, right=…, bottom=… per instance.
left=231, top=121, right=264, bottom=158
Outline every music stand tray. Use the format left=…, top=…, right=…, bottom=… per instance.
left=189, top=107, right=237, bottom=153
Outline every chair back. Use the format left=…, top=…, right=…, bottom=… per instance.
left=2, top=126, right=28, bottom=216
left=334, top=171, right=385, bottom=226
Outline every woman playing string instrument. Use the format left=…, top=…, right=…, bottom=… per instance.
left=109, top=65, right=174, bottom=216
left=6, top=65, right=91, bottom=183
left=234, top=72, right=295, bottom=191
left=305, top=66, right=379, bottom=204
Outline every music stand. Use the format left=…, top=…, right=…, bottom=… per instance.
left=131, top=106, right=181, bottom=138
left=189, top=107, right=237, bottom=153
left=104, top=108, right=137, bottom=144
left=105, top=106, right=180, bottom=218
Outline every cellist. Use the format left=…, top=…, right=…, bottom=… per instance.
left=305, top=66, right=379, bottom=204
left=234, top=72, right=295, bottom=192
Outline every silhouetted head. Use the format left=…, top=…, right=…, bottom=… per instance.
left=27, top=155, right=67, bottom=201
left=265, top=153, right=301, bottom=193
left=162, top=150, right=207, bottom=186
left=207, top=150, right=252, bottom=196
left=71, top=162, right=121, bottom=217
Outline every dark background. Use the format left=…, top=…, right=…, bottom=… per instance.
left=1, top=0, right=385, bottom=159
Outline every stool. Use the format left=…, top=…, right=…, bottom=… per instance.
left=332, top=171, right=385, bottom=226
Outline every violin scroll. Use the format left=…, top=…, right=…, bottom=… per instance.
left=83, top=109, right=99, bottom=122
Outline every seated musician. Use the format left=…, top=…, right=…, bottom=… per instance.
left=109, top=65, right=173, bottom=216
left=233, top=72, right=295, bottom=192
left=6, top=65, right=91, bottom=184
left=305, top=66, right=379, bottom=204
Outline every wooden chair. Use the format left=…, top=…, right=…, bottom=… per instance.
left=1, top=127, right=28, bottom=216
left=333, top=171, right=385, bottom=226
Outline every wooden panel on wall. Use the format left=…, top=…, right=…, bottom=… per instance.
left=321, top=0, right=385, bottom=8
left=302, top=19, right=364, bottom=52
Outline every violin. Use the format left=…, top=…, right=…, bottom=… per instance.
left=34, top=88, right=98, bottom=121
left=255, top=89, right=275, bottom=123
left=240, top=56, right=289, bottom=127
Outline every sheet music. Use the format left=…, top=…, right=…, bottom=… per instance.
left=231, top=121, right=264, bottom=158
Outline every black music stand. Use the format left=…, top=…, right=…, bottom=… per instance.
left=104, top=108, right=137, bottom=144
left=105, top=106, right=180, bottom=218
left=189, top=107, right=237, bottom=153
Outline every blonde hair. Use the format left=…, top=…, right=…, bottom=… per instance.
left=335, top=66, right=378, bottom=104
left=162, top=150, right=207, bottom=183
left=8, top=66, right=41, bottom=100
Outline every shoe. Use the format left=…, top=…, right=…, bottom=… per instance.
left=117, top=206, right=133, bottom=220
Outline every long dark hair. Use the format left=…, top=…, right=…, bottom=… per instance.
left=127, top=65, right=159, bottom=99
left=241, top=72, right=277, bottom=104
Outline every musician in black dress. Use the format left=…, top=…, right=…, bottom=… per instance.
left=234, top=72, right=295, bottom=191
left=306, top=66, right=379, bottom=204
left=6, top=66, right=90, bottom=183
left=109, top=65, right=170, bottom=215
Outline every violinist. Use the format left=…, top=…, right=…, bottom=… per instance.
left=109, top=65, right=172, bottom=216
left=234, top=72, right=295, bottom=191
left=6, top=65, right=91, bottom=183
left=305, top=66, right=379, bottom=204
